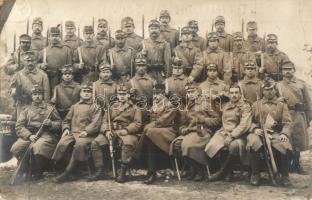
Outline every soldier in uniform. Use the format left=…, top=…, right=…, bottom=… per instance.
left=214, top=16, right=233, bottom=52
left=142, top=84, right=178, bottom=184
left=193, top=32, right=232, bottom=85
left=159, top=10, right=179, bottom=50
left=257, top=34, right=290, bottom=81
left=53, top=82, right=102, bottom=183
left=238, top=60, right=263, bottom=104
left=11, top=50, right=50, bottom=116
left=10, top=85, right=61, bottom=180
left=92, top=62, right=117, bottom=108
left=92, top=84, right=142, bottom=183
left=165, top=57, right=188, bottom=105
left=73, top=26, right=107, bottom=83
left=276, top=62, right=312, bottom=174
left=174, top=26, right=202, bottom=81
left=143, top=19, right=171, bottom=84
left=187, top=20, right=206, bottom=51
left=244, top=21, right=265, bottom=53
left=94, top=18, right=115, bottom=49
left=170, top=83, right=221, bottom=181
left=205, top=85, right=252, bottom=181
left=31, top=17, right=47, bottom=51
left=121, top=17, right=143, bottom=52
left=38, top=27, right=72, bottom=93
left=108, top=30, right=136, bottom=83
left=3, top=34, right=36, bottom=75
left=50, top=65, right=81, bottom=119
left=246, top=80, right=292, bottom=186
left=199, top=63, right=229, bottom=101
left=232, top=32, right=256, bottom=82
left=63, top=20, right=83, bottom=50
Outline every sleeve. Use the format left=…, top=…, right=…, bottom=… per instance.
left=3, top=53, right=18, bottom=75
left=50, top=86, right=57, bottom=105
left=126, top=107, right=142, bottom=135
left=42, top=73, right=51, bottom=101
left=302, top=83, right=312, bottom=121
left=49, top=106, right=62, bottom=132
left=15, top=108, right=32, bottom=140
left=229, top=35, right=234, bottom=52
left=231, top=103, right=252, bottom=138
left=164, top=41, right=172, bottom=77
left=175, top=30, right=180, bottom=48
left=223, top=52, right=232, bottom=86
left=98, top=46, right=107, bottom=64
left=100, top=109, right=109, bottom=134
left=203, top=109, right=222, bottom=128
left=281, top=103, right=292, bottom=137
left=155, top=104, right=177, bottom=127
left=62, top=105, right=74, bottom=132
left=190, top=51, right=204, bottom=80
left=85, top=105, right=103, bottom=135
left=249, top=102, right=261, bottom=132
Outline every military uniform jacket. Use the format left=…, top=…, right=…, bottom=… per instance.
left=260, top=49, right=290, bottom=76
left=11, top=67, right=50, bottom=104
left=199, top=78, right=229, bottom=98
left=174, top=42, right=202, bottom=77
left=160, top=25, right=179, bottom=50
left=63, top=34, right=83, bottom=50
left=232, top=48, right=256, bottom=81
left=62, top=100, right=102, bottom=136
left=108, top=46, right=136, bottom=80
left=101, top=102, right=142, bottom=134
left=31, top=34, right=47, bottom=51
left=192, top=34, right=206, bottom=51
left=125, top=33, right=143, bottom=52
left=93, top=79, right=117, bottom=105
left=165, top=74, right=188, bottom=98
left=94, top=34, right=115, bottom=49
left=217, top=31, right=233, bottom=52
left=143, top=37, right=171, bottom=77
left=238, top=77, right=263, bottom=104
left=244, top=35, right=265, bottom=53
left=193, top=47, right=232, bottom=84
left=50, top=81, right=81, bottom=113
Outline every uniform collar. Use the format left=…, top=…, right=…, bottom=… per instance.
left=247, top=34, right=260, bottom=41
left=115, top=46, right=127, bottom=52
left=23, top=67, right=38, bottom=74
left=64, top=34, right=78, bottom=41
left=206, top=77, right=222, bottom=85
left=173, top=74, right=185, bottom=80
left=180, top=42, right=193, bottom=49
left=226, top=99, right=245, bottom=109
left=82, top=41, right=97, bottom=48
left=192, top=34, right=200, bottom=41
left=206, top=47, right=222, bottom=53
left=31, top=102, right=46, bottom=108
left=49, top=43, right=63, bottom=48
left=160, top=25, right=172, bottom=32
left=283, top=76, right=296, bottom=83
left=134, top=74, right=150, bottom=80
left=100, top=79, right=114, bottom=84
left=78, top=99, right=93, bottom=104
left=217, top=31, right=227, bottom=38
left=262, top=97, right=278, bottom=104
left=242, top=77, right=259, bottom=84
left=61, top=81, right=75, bottom=88
left=96, top=33, right=108, bottom=40
left=32, top=34, right=44, bottom=40
left=127, top=32, right=138, bottom=38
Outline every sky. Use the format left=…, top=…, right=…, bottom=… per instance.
left=1, top=0, right=312, bottom=75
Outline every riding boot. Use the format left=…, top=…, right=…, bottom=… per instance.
left=55, top=154, right=76, bottom=183
left=249, top=150, right=261, bottom=186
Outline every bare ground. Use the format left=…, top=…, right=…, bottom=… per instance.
left=0, top=150, right=312, bottom=200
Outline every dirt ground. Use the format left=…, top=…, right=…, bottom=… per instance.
left=0, top=150, right=311, bottom=200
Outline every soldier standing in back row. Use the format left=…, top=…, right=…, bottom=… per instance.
left=94, top=18, right=115, bottom=49
left=159, top=10, right=179, bottom=51
left=121, top=17, right=143, bottom=52
left=143, top=20, right=171, bottom=84
left=244, top=21, right=265, bottom=53
left=108, top=30, right=136, bottom=83
left=38, top=27, right=72, bottom=93
left=276, top=62, right=312, bottom=174
left=187, top=20, right=206, bottom=51
left=31, top=17, right=47, bottom=51
left=214, top=16, right=233, bottom=52
left=63, top=20, right=83, bottom=50
left=73, top=26, right=107, bottom=83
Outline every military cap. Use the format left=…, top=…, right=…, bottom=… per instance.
left=117, top=84, right=128, bottom=93
left=19, top=34, right=31, bottom=42
left=154, top=84, right=166, bottom=93
left=215, top=16, right=225, bottom=24
left=160, top=10, right=170, bottom=18
left=115, top=30, right=126, bottom=39
left=181, top=26, right=192, bottom=35
left=98, top=18, right=108, bottom=26
left=65, top=20, right=75, bottom=28
left=282, top=61, right=295, bottom=70
left=247, top=21, right=257, bottom=29
left=187, top=20, right=198, bottom=28
left=60, top=64, right=74, bottom=74
left=233, top=32, right=243, bottom=40
left=262, top=78, right=276, bottom=90
left=206, top=63, right=218, bottom=70
left=185, top=82, right=198, bottom=91
left=99, top=62, right=111, bottom=72
left=244, top=60, right=257, bottom=68
left=148, top=19, right=160, bottom=28
left=172, top=57, right=183, bottom=67
left=50, top=27, right=61, bottom=35
left=83, top=26, right=94, bottom=34
left=121, top=17, right=134, bottom=27
left=32, top=17, right=43, bottom=25
left=22, top=50, right=36, bottom=59
left=135, top=52, right=147, bottom=65
left=266, top=34, right=278, bottom=43
left=207, top=32, right=219, bottom=40
left=81, top=81, right=93, bottom=91
left=31, top=84, right=44, bottom=94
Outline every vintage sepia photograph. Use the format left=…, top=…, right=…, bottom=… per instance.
left=0, top=0, right=312, bottom=199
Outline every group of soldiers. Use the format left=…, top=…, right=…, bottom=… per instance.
left=2, top=10, right=312, bottom=187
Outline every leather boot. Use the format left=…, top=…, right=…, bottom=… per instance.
left=209, top=154, right=234, bottom=181
left=87, top=166, right=106, bottom=181
left=193, top=162, right=205, bottom=182
left=32, top=155, right=46, bottom=181
left=280, top=153, right=292, bottom=187
left=116, top=164, right=128, bottom=183
left=291, top=151, right=308, bottom=175
left=183, top=158, right=196, bottom=180
left=54, top=155, right=76, bottom=183
left=249, top=150, right=261, bottom=186
left=144, top=172, right=156, bottom=185
left=88, top=144, right=107, bottom=181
